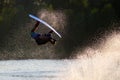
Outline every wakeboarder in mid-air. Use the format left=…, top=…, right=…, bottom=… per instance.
left=29, top=14, right=62, bottom=45
left=31, top=21, right=56, bottom=45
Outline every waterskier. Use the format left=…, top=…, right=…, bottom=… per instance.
left=31, top=21, right=56, bottom=45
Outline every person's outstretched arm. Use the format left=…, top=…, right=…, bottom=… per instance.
left=31, top=21, right=40, bottom=32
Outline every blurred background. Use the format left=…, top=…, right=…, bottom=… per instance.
left=0, top=0, right=120, bottom=59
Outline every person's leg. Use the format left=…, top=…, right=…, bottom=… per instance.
left=45, top=30, right=53, bottom=38
left=31, top=21, right=40, bottom=32
left=46, top=30, right=56, bottom=44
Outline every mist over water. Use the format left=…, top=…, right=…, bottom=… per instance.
left=64, top=30, right=120, bottom=80
left=0, top=9, right=66, bottom=59
left=0, top=31, right=120, bottom=80
left=0, top=10, right=120, bottom=79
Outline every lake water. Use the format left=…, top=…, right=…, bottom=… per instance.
left=0, top=60, right=70, bottom=80
left=0, top=55, right=120, bottom=80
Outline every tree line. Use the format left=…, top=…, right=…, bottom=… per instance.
left=0, top=0, right=120, bottom=58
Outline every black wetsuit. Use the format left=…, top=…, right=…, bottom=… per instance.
left=31, top=32, right=52, bottom=45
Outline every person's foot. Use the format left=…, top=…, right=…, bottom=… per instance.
left=51, top=39, right=56, bottom=45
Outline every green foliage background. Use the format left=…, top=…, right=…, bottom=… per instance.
left=0, top=0, right=120, bottom=59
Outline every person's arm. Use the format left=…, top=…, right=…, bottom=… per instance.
left=31, top=21, right=40, bottom=32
